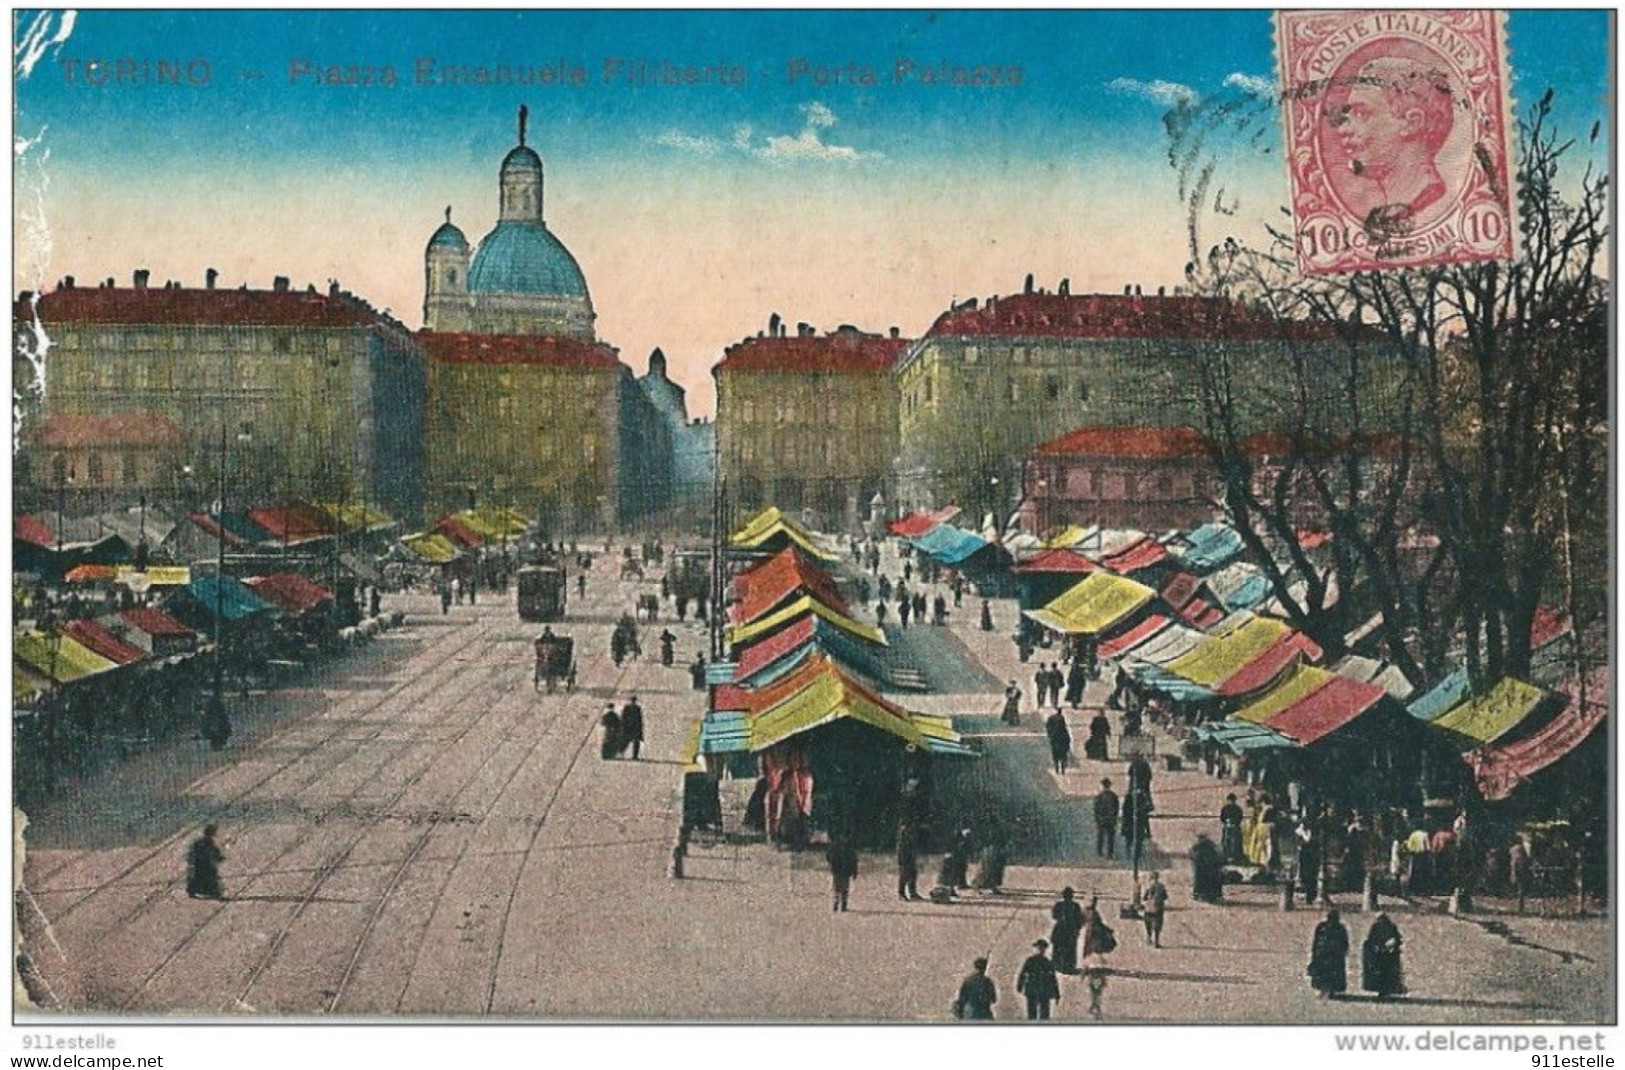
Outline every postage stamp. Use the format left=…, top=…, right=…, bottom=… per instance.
left=1274, top=10, right=1517, bottom=274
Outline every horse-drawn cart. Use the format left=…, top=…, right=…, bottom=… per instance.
left=533, top=631, right=576, bottom=693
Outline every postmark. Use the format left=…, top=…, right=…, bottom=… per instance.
left=1275, top=10, right=1517, bottom=274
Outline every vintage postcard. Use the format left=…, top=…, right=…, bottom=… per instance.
left=8, top=7, right=1613, bottom=1053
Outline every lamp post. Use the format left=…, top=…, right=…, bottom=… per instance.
left=204, top=425, right=250, bottom=750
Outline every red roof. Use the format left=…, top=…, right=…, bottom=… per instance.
left=1216, top=632, right=1325, bottom=699
left=732, top=547, right=849, bottom=624
left=249, top=504, right=334, bottom=544
left=1097, top=614, right=1170, bottom=659
left=716, top=330, right=909, bottom=374
left=1470, top=668, right=1606, bottom=801
left=1099, top=536, right=1169, bottom=574
left=1035, top=426, right=1211, bottom=459
left=245, top=573, right=334, bottom=614
left=1014, top=549, right=1098, bottom=575
left=1529, top=606, right=1570, bottom=650
left=924, top=291, right=1350, bottom=342
left=62, top=619, right=148, bottom=665
left=119, top=607, right=196, bottom=637
left=37, top=284, right=391, bottom=328
left=33, top=412, right=184, bottom=450
left=732, top=651, right=834, bottom=714
left=710, top=683, right=751, bottom=712
left=435, top=515, right=484, bottom=548
left=15, top=514, right=55, bottom=548
left=420, top=332, right=622, bottom=370
left=1267, top=675, right=1388, bottom=745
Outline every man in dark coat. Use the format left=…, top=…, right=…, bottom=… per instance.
left=1045, top=708, right=1072, bottom=774
left=1308, top=908, right=1350, bottom=998
left=1085, top=709, right=1112, bottom=761
left=689, top=654, right=707, bottom=691
left=1093, top=779, right=1120, bottom=859
left=1219, top=793, right=1246, bottom=864
left=1050, top=887, right=1085, bottom=974
left=1189, top=833, right=1225, bottom=903
left=980, top=599, right=994, bottom=631
left=826, top=838, right=859, bottom=912
left=598, top=704, right=621, bottom=760
left=1141, top=871, right=1169, bottom=948
left=896, top=823, right=921, bottom=901
left=1033, top=665, right=1049, bottom=708
left=186, top=824, right=225, bottom=900
left=1065, top=659, right=1088, bottom=708
left=953, top=957, right=997, bottom=1020
left=1016, top=939, right=1062, bottom=1020
left=1361, top=914, right=1406, bottom=999
left=659, top=629, right=676, bottom=667
left=619, top=696, right=644, bottom=760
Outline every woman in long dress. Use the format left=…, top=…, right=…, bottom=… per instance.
left=1307, top=909, right=1350, bottom=998
left=1049, top=887, right=1085, bottom=974
left=1080, top=894, right=1115, bottom=957
left=1361, top=913, right=1406, bottom=999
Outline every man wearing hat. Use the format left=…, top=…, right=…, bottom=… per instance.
left=1016, top=938, right=1061, bottom=1019
left=953, top=957, right=998, bottom=1020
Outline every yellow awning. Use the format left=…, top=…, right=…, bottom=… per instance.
left=314, top=502, right=393, bottom=533
left=728, top=593, right=887, bottom=647
left=1232, top=664, right=1335, bottom=724
left=457, top=507, right=529, bottom=540
left=1432, top=677, right=1549, bottom=746
left=116, top=565, right=190, bottom=586
left=1034, top=571, right=1155, bottom=635
left=730, top=506, right=837, bottom=561
left=14, top=665, right=47, bottom=703
left=1041, top=524, right=1094, bottom=549
left=401, top=532, right=461, bottom=563
left=1167, top=616, right=1291, bottom=687
left=750, top=667, right=924, bottom=751
left=14, top=631, right=119, bottom=684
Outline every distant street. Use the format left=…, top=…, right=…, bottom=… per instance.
left=17, top=544, right=1609, bottom=1022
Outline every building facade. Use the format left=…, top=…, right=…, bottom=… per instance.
left=714, top=321, right=906, bottom=533
left=26, top=274, right=427, bottom=521
left=637, top=348, right=715, bottom=528
left=1021, top=426, right=1222, bottom=534
left=23, top=412, right=185, bottom=514
left=894, top=284, right=1394, bottom=521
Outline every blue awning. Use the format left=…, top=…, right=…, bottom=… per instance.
left=1407, top=667, right=1472, bottom=722
left=910, top=525, right=992, bottom=566
left=183, top=573, right=273, bottom=621
left=1225, top=573, right=1274, bottom=610
left=1127, top=661, right=1218, bottom=703
left=1180, top=523, right=1245, bottom=574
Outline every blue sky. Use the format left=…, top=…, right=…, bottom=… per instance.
left=13, top=9, right=1612, bottom=414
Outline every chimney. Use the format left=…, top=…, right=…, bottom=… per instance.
left=273, top=275, right=290, bottom=292
left=62, top=275, right=75, bottom=289
left=1024, top=273, right=1034, bottom=295
left=769, top=312, right=781, bottom=336
left=206, top=268, right=218, bottom=290
left=105, top=277, right=115, bottom=288
left=1058, top=278, right=1070, bottom=296
left=1123, top=284, right=1132, bottom=296
left=329, top=279, right=340, bottom=296
left=889, top=326, right=899, bottom=339
left=1157, top=285, right=1166, bottom=297
left=133, top=269, right=150, bottom=289
left=796, top=322, right=811, bottom=337
left=1134, top=284, right=1142, bottom=296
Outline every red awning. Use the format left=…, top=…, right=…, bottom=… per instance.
left=1216, top=631, right=1324, bottom=698
left=62, top=620, right=147, bottom=665
left=120, top=607, right=197, bottom=637
left=736, top=615, right=819, bottom=680
left=435, top=515, right=484, bottom=548
left=732, top=547, right=849, bottom=624
left=1014, top=549, right=1098, bottom=574
left=1266, top=675, right=1387, bottom=745
left=65, top=564, right=119, bottom=583
left=14, top=514, right=55, bottom=549
left=1529, top=606, right=1570, bottom=650
left=888, top=513, right=940, bottom=538
left=245, top=573, right=334, bottom=614
left=1100, top=536, right=1169, bottom=574
left=710, top=684, right=751, bottom=712
left=1097, top=614, right=1170, bottom=659
left=248, top=504, right=334, bottom=545
left=1467, top=669, right=1606, bottom=801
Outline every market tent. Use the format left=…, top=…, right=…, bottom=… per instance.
left=1097, top=614, right=1172, bottom=660
left=1407, top=668, right=1473, bottom=723
left=1165, top=615, right=1292, bottom=688
left=1215, top=630, right=1325, bottom=699
left=1192, top=719, right=1298, bottom=752
left=119, top=607, right=199, bottom=656
left=909, top=524, right=994, bottom=566
left=728, top=593, right=886, bottom=648
left=445, top=507, right=530, bottom=542
left=249, top=503, right=335, bottom=545
left=400, top=532, right=462, bottom=564
left=190, top=510, right=274, bottom=547
left=435, top=515, right=485, bottom=548
left=62, top=619, right=149, bottom=665
left=730, top=506, right=838, bottom=561
left=15, top=514, right=55, bottom=548
left=116, top=565, right=190, bottom=588
left=1026, top=571, right=1156, bottom=636
left=1041, top=524, right=1097, bottom=550
left=887, top=506, right=959, bottom=538
left=314, top=502, right=395, bottom=534
left=748, top=661, right=967, bottom=755
left=1127, top=662, right=1216, bottom=703
left=1233, top=664, right=1336, bottom=724
left=732, top=547, right=851, bottom=624
left=1467, top=669, right=1607, bottom=801
left=1013, top=548, right=1098, bottom=575
left=245, top=573, right=336, bottom=615
left=1098, top=535, right=1169, bottom=575
left=1160, top=571, right=1226, bottom=629
left=1178, top=522, right=1245, bottom=574
left=1427, top=677, right=1554, bottom=748
left=1125, top=622, right=1206, bottom=666
left=173, top=573, right=275, bottom=624
left=1332, top=655, right=1417, bottom=702
left=1266, top=675, right=1389, bottom=745
left=65, top=564, right=118, bottom=583
left=15, top=631, right=119, bottom=684
left=734, top=615, right=891, bottom=690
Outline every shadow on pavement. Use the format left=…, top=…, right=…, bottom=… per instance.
left=1108, top=968, right=1259, bottom=985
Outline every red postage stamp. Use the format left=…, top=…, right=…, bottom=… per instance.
left=1275, top=10, right=1517, bottom=275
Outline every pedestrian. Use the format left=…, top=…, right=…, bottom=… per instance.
left=898, top=595, right=912, bottom=629
left=1065, top=659, right=1088, bottom=708
left=369, top=587, right=382, bottom=618
left=1083, top=959, right=1109, bottom=1020
left=1045, top=708, right=1072, bottom=774
left=1033, top=665, right=1048, bottom=708
left=659, top=628, right=676, bottom=667
left=577, top=572, right=586, bottom=597
left=933, top=593, right=947, bottom=625
left=186, top=824, right=225, bottom=900
left=619, top=695, right=644, bottom=760
left=439, top=578, right=452, bottom=615
left=936, top=827, right=973, bottom=894
left=1508, top=836, right=1532, bottom=913
left=1085, top=708, right=1111, bottom=761
left=952, top=957, right=998, bottom=1020
left=1080, top=893, right=1116, bottom=958
left=1016, top=939, right=1061, bottom=1020
left=689, top=654, right=707, bottom=692
left=896, top=822, right=921, bottom=901
left=1189, top=833, right=1225, bottom=903
left=1141, top=871, right=1168, bottom=948
left=598, top=703, right=621, bottom=760
left=1361, top=913, right=1406, bottom=999
left=980, top=599, right=994, bottom=632
left=675, top=594, right=688, bottom=621
left=201, top=694, right=231, bottom=751
left=1307, top=907, right=1350, bottom=998
left=826, top=837, right=859, bottom=913
left=876, top=600, right=888, bottom=627
left=1093, top=779, right=1120, bottom=859
left=1050, top=887, right=1085, bottom=974
left=999, top=681, right=1022, bottom=726
left=1219, top=793, right=1245, bottom=864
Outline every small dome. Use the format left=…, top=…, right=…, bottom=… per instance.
left=468, top=220, right=588, bottom=298
left=427, top=220, right=469, bottom=253
left=501, top=145, right=543, bottom=175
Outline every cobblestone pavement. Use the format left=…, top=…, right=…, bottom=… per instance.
left=15, top=541, right=1612, bottom=1022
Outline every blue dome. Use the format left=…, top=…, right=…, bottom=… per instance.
left=427, top=220, right=469, bottom=252
left=467, top=220, right=589, bottom=298
left=502, top=145, right=543, bottom=174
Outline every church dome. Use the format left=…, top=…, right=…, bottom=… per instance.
left=468, top=220, right=589, bottom=298
left=501, top=145, right=543, bottom=175
left=427, top=219, right=469, bottom=253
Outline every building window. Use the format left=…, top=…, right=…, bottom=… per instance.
left=1006, top=378, right=1018, bottom=402
left=964, top=346, right=978, bottom=364
left=1045, top=376, right=1061, bottom=400
left=1157, top=474, right=1174, bottom=495
left=742, top=400, right=755, bottom=423
left=273, top=333, right=291, bottom=354
left=87, top=452, right=105, bottom=483
left=449, top=269, right=458, bottom=285
left=1090, top=470, right=1104, bottom=496
left=924, top=377, right=933, bottom=403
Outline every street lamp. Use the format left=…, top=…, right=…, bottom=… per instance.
left=204, top=425, right=250, bottom=750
